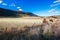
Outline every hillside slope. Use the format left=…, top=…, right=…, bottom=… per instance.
left=0, top=8, right=37, bottom=17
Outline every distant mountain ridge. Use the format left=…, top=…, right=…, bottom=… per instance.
left=0, top=8, right=37, bottom=17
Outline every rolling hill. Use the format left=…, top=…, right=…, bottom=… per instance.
left=0, top=8, right=37, bottom=17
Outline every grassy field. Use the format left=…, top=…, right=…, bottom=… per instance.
left=0, top=17, right=43, bottom=28
left=0, top=17, right=60, bottom=40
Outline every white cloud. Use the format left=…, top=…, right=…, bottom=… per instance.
left=48, top=9, right=60, bottom=16
left=18, top=9, right=23, bottom=11
left=50, top=3, right=60, bottom=7
left=53, top=0, right=60, bottom=3
left=48, top=0, right=60, bottom=16
left=48, top=9, right=59, bottom=13
left=0, top=0, right=3, bottom=4
left=2, top=3, right=7, bottom=6
left=51, top=0, right=60, bottom=7
left=10, top=3, right=16, bottom=7
left=17, top=7, right=21, bottom=9
left=17, top=6, right=23, bottom=11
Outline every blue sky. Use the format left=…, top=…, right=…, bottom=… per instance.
left=0, top=0, right=60, bottom=16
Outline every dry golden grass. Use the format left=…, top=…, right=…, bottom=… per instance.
left=0, top=17, right=60, bottom=40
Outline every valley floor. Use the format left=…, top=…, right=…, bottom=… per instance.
left=0, top=17, right=60, bottom=40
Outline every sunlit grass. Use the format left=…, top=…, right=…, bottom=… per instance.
left=0, top=17, right=60, bottom=40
